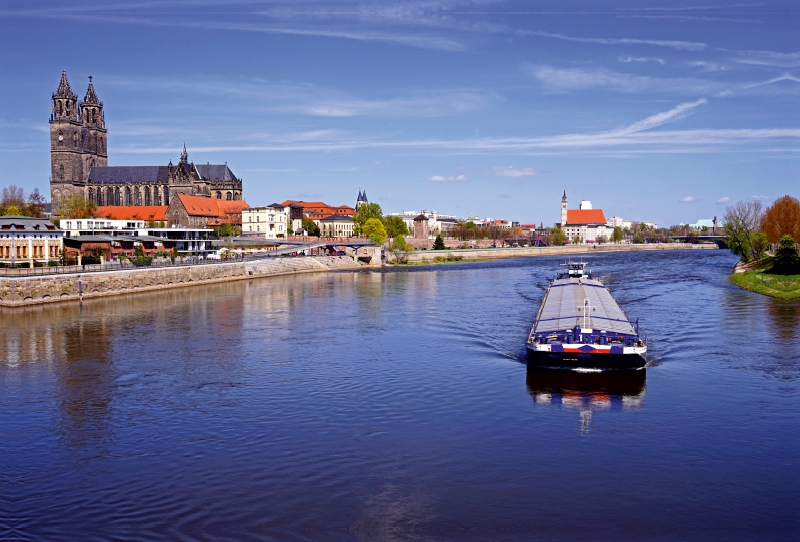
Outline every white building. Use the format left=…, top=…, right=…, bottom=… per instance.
left=559, top=191, right=612, bottom=243
left=138, top=227, right=214, bottom=257
left=0, top=216, right=63, bottom=266
left=61, top=218, right=145, bottom=238
left=317, top=214, right=354, bottom=238
left=242, top=204, right=288, bottom=239
left=385, top=209, right=459, bottom=237
left=606, top=216, right=632, bottom=230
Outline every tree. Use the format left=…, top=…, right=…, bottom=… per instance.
left=58, top=193, right=96, bottom=218
left=550, top=227, right=566, bottom=245
left=218, top=223, right=234, bottom=237
left=770, top=235, right=800, bottom=275
left=596, top=235, right=608, bottom=245
left=433, top=234, right=446, bottom=250
left=1, top=185, right=26, bottom=211
left=750, top=231, right=770, bottom=261
left=301, top=216, right=320, bottom=237
left=612, top=226, right=624, bottom=243
left=389, top=234, right=412, bottom=263
left=353, top=202, right=383, bottom=236
left=761, top=195, right=800, bottom=244
left=3, top=205, right=21, bottom=216
left=362, top=217, right=387, bottom=245
left=724, top=200, right=764, bottom=262
left=383, top=215, right=409, bottom=238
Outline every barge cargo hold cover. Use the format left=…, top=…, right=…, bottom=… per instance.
left=527, top=261, right=647, bottom=368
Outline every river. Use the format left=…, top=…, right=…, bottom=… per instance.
left=1, top=249, right=797, bottom=540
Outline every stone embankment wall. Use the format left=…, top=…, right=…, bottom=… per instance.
left=0, top=256, right=361, bottom=308
left=403, top=242, right=717, bottom=262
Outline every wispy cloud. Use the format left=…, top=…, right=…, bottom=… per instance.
left=526, top=65, right=717, bottom=94
left=750, top=195, right=770, bottom=201
left=517, top=30, right=706, bottom=51
left=689, top=61, right=728, bottom=72
left=717, top=196, right=731, bottom=204
left=619, top=56, right=665, bottom=65
left=731, top=49, right=800, bottom=68
left=680, top=196, right=697, bottom=203
left=490, top=166, right=536, bottom=177
left=428, top=174, right=467, bottom=182
left=743, top=73, right=800, bottom=89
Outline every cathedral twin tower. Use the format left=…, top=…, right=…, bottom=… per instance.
left=49, top=71, right=242, bottom=210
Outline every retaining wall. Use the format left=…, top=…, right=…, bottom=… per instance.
left=403, top=242, right=717, bottom=262
left=0, top=256, right=361, bottom=308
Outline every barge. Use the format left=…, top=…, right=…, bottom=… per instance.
left=526, top=261, right=647, bottom=368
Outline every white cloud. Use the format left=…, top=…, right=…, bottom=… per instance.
left=518, top=30, right=706, bottom=51
left=491, top=166, right=536, bottom=177
left=428, top=174, right=467, bottom=182
left=680, top=196, right=697, bottom=203
left=617, top=99, right=707, bottom=135
left=619, top=56, right=665, bottom=65
left=689, top=61, right=728, bottom=71
left=717, top=196, right=731, bottom=204
left=733, top=50, right=800, bottom=68
left=750, top=195, right=770, bottom=201
left=743, top=73, right=800, bottom=89
left=526, top=65, right=717, bottom=94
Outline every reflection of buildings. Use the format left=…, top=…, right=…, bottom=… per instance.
left=527, top=367, right=646, bottom=433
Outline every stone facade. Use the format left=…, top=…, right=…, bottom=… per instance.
left=50, top=71, right=243, bottom=212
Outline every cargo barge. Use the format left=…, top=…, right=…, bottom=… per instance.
left=526, top=261, right=647, bottom=368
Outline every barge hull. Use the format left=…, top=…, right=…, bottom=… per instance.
left=526, top=349, right=646, bottom=369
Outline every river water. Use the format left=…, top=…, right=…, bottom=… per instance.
left=1, top=250, right=798, bottom=540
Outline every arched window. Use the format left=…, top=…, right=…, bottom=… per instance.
left=107, top=187, right=114, bottom=206
left=99, top=135, right=104, bottom=153
left=234, top=193, right=240, bottom=201
left=144, top=186, right=151, bottom=206
left=226, top=192, right=232, bottom=201
left=154, top=186, right=161, bottom=206
left=216, top=192, right=221, bottom=199
left=134, top=188, right=140, bottom=206
left=163, top=187, right=169, bottom=205
left=115, top=187, right=121, bottom=206
left=124, top=187, right=132, bottom=206
left=58, top=165, right=64, bottom=182
left=173, top=211, right=179, bottom=225
left=97, top=189, right=104, bottom=206
left=73, top=132, right=78, bottom=148
left=88, top=187, right=94, bottom=202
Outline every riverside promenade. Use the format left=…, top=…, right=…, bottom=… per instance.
left=0, top=256, right=361, bottom=308
left=403, top=242, right=717, bottom=263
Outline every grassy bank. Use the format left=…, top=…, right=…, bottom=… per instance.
left=730, top=269, right=800, bottom=300
left=389, top=255, right=488, bottom=267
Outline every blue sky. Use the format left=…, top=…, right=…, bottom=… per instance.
left=0, top=0, right=797, bottom=226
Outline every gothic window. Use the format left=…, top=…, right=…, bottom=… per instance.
left=163, top=187, right=169, bottom=205
left=88, top=188, right=94, bottom=202
left=216, top=192, right=221, bottom=199
left=134, top=188, right=140, bottom=206
left=173, top=211, right=179, bottom=225
left=234, top=193, right=240, bottom=201
left=73, top=132, right=78, bottom=148
left=124, top=187, right=132, bottom=206
left=107, top=187, right=114, bottom=206
left=99, top=136, right=104, bottom=153
left=226, top=192, right=232, bottom=201
left=58, top=165, right=64, bottom=182
left=97, top=189, right=104, bottom=206
left=115, top=187, right=121, bottom=206
left=144, top=187, right=151, bottom=206
left=154, top=187, right=161, bottom=206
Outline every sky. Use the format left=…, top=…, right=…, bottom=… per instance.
left=0, top=0, right=798, bottom=227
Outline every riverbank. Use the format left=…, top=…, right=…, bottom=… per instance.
left=402, top=242, right=716, bottom=263
left=0, top=256, right=360, bottom=308
left=730, top=261, right=800, bottom=300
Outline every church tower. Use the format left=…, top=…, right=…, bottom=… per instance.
left=561, top=189, right=568, bottom=227
left=79, top=76, right=107, bottom=178
left=50, top=70, right=83, bottom=208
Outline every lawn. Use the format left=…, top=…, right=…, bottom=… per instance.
left=730, top=269, right=800, bottom=300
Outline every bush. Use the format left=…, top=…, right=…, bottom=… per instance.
left=770, top=235, right=800, bottom=275
left=81, top=255, right=101, bottom=265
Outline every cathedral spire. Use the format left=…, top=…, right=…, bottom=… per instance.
left=180, top=142, right=188, bottom=164
left=83, top=75, right=100, bottom=104
left=54, top=70, right=75, bottom=98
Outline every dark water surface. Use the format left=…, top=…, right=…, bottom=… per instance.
left=1, top=250, right=798, bottom=540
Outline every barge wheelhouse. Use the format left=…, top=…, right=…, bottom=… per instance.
left=526, top=261, right=647, bottom=368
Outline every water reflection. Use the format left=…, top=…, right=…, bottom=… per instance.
left=527, top=367, right=646, bottom=433
left=767, top=299, right=800, bottom=341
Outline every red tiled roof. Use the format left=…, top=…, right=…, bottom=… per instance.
left=176, top=195, right=249, bottom=218
left=93, top=206, right=168, bottom=221
left=566, top=209, right=607, bottom=225
left=280, top=200, right=356, bottom=215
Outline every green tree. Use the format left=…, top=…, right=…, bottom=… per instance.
left=612, top=226, right=624, bottom=243
left=58, top=193, right=96, bottom=219
left=3, top=204, right=21, bottom=216
left=25, top=190, right=46, bottom=218
left=771, top=235, right=800, bottom=274
left=389, top=234, right=411, bottom=263
left=362, top=217, right=387, bottom=245
left=750, top=231, right=770, bottom=261
left=550, top=227, right=566, bottom=245
left=353, top=202, right=383, bottom=236
left=724, top=200, right=764, bottom=262
left=383, top=215, right=409, bottom=238
left=301, top=216, right=320, bottom=237
left=218, top=223, right=234, bottom=237
left=433, top=234, right=446, bottom=250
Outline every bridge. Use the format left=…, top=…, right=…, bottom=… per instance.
left=668, top=235, right=727, bottom=248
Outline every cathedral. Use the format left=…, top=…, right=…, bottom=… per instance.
left=49, top=71, right=243, bottom=209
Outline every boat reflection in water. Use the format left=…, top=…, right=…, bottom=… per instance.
left=526, top=367, right=646, bottom=433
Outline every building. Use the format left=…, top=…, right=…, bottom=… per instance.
left=167, top=194, right=249, bottom=228
left=558, top=191, right=612, bottom=243
left=385, top=209, right=459, bottom=237
left=413, top=214, right=429, bottom=239
left=317, top=214, right=354, bottom=238
left=606, top=216, right=632, bottom=230
left=61, top=217, right=145, bottom=238
left=0, top=216, right=63, bottom=266
left=49, top=71, right=243, bottom=210
left=242, top=205, right=289, bottom=239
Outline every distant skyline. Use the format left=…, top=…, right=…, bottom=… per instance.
left=1, top=0, right=797, bottom=226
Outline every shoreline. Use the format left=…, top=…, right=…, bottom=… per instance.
left=729, top=260, right=800, bottom=300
